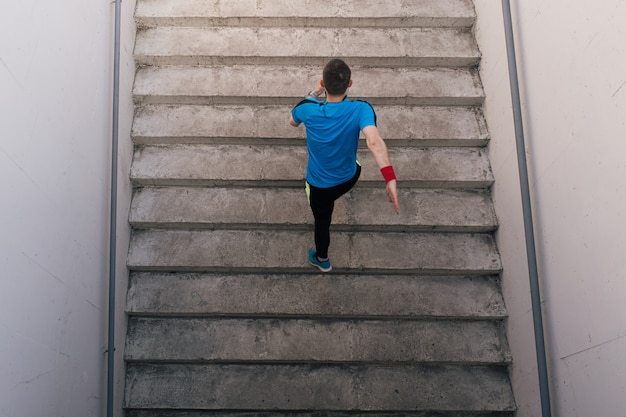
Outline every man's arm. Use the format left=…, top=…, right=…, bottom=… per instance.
left=363, top=125, right=400, bottom=215
left=289, top=81, right=325, bottom=127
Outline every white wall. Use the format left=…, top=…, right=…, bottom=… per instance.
left=474, top=1, right=626, bottom=416
left=0, top=0, right=136, bottom=416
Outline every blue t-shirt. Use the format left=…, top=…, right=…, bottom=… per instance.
left=291, top=97, right=377, bottom=188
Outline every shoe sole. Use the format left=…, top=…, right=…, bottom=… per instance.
left=308, top=260, right=332, bottom=273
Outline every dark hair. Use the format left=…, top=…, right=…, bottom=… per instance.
left=323, top=59, right=351, bottom=95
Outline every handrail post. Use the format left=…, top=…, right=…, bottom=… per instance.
left=501, top=1, right=552, bottom=416
left=107, top=0, right=122, bottom=416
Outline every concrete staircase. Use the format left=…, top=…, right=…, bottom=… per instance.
left=124, top=0, right=516, bottom=415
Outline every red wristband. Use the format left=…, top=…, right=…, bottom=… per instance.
left=380, top=166, right=396, bottom=183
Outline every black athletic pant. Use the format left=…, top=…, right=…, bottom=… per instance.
left=306, top=164, right=361, bottom=259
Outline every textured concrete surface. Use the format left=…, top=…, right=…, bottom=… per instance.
left=127, top=412, right=516, bottom=417
left=125, top=317, right=510, bottom=363
left=127, top=229, right=502, bottom=273
left=126, top=273, right=508, bottom=319
left=134, top=26, right=479, bottom=67
left=124, top=0, right=514, bottom=414
left=129, top=187, right=497, bottom=231
left=136, top=0, right=476, bottom=28
left=129, top=144, right=494, bottom=187
left=125, top=363, right=515, bottom=410
left=133, top=65, right=484, bottom=106
left=132, top=104, right=489, bottom=146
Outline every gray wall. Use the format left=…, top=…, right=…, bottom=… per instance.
left=0, top=0, right=136, bottom=415
left=474, top=1, right=626, bottom=416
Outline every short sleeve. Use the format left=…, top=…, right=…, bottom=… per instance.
left=358, top=101, right=377, bottom=130
left=291, top=107, right=302, bottom=125
left=291, top=98, right=319, bottom=125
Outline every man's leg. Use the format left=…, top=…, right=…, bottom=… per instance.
left=308, top=185, right=334, bottom=259
left=306, top=164, right=361, bottom=259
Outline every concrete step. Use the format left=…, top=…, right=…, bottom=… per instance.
left=126, top=229, right=502, bottom=274
left=136, top=0, right=476, bottom=28
left=129, top=187, right=497, bottom=232
left=124, top=363, right=515, bottom=411
left=133, top=65, right=484, bottom=106
left=134, top=26, right=479, bottom=67
left=132, top=104, right=489, bottom=147
left=126, top=317, right=509, bottom=364
left=125, top=0, right=514, bottom=415
left=129, top=144, right=494, bottom=188
left=126, top=273, right=507, bottom=319
left=126, top=412, right=515, bottom=417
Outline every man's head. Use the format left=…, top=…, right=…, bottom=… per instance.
left=323, top=59, right=352, bottom=96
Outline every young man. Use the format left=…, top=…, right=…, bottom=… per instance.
left=289, top=59, right=400, bottom=273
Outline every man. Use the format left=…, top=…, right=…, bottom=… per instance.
left=289, top=59, right=400, bottom=273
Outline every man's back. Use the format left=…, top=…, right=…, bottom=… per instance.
left=291, top=98, right=376, bottom=188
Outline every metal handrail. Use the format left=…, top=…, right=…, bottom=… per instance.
left=107, top=0, right=122, bottom=416
left=501, top=1, right=552, bottom=416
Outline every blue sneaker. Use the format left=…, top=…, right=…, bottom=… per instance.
left=308, top=249, right=332, bottom=273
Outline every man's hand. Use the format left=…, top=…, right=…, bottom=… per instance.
left=312, top=81, right=325, bottom=97
left=386, top=179, right=400, bottom=215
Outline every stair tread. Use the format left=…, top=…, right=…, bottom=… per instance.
left=127, top=229, right=502, bottom=273
left=132, top=104, right=489, bottom=146
left=126, top=317, right=510, bottom=364
left=129, top=187, right=497, bottom=232
left=136, top=0, right=476, bottom=28
left=129, top=144, right=494, bottom=188
left=133, top=65, right=484, bottom=106
left=126, top=1, right=513, bottom=414
left=134, top=26, right=478, bottom=67
left=126, top=272, right=507, bottom=318
left=124, top=363, right=516, bottom=411
left=127, top=412, right=515, bottom=417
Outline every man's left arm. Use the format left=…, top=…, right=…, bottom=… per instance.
left=290, top=81, right=325, bottom=127
left=289, top=114, right=300, bottom=127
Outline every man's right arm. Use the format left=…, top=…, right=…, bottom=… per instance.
left=363, top=125, right=400, bottom=215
